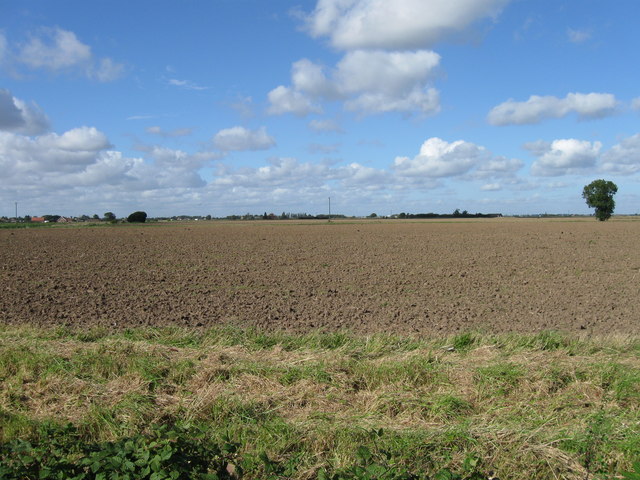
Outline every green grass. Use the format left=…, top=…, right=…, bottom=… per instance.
left=0, top=325, right=638, bottom=479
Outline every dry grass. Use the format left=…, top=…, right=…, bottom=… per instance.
left=0, top=325, right=638, bottom=478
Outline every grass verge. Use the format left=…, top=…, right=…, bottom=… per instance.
left=1, top=325, right=638, bottom=479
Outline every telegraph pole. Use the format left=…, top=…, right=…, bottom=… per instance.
left=14, top=201, right=17, bottom=220
left=328, top=197, right=331, bottom=222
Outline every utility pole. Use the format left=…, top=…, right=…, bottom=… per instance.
left=328, top=197, right=331, bottom=222
left=14, top=201, right=17, bottom=220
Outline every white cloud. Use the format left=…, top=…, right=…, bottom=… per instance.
left=56, top=150, right=144, bottom=187
left=601, top=133, right=640, bottom=174
left=477, top=156, right=524, bottom=174
left=272, top=0, right=489, bottom=117
left=345, top=87, right=440, bottom=115
left=0, top=127, right=216, bottom=204
left=90, top=57, right=125, bottom=82
left=13, top=27, right=124, bottom=81
left=488, top=92, right=618, bottom=125
left=0, top=127, right=111, bottom=180
left=143, top=146, right=216, bottom=187
left=146, top=146, right=216, bottom=169
left=336, top=50, right=440, bottom=95
left=337, top=50, right=441, bottom=114
left=527, top=138, right=601, bottom=176
left=48, top=126, right=111, bottom=152
left=213, top=157, right=330, bottom=188
left=211, top=157, right=389, bottom=194
left=0, top=89, right=49, bottom=135
left=271, top=50, right=441, bottom=116
left=567, top=28, right=591, bottom=44
left=20, top=28, right=91, bottom=70
left=167, top=78, right=209, bottom=90
left=304, top=0, right=509, bottom=50
left=291, top=59, right=337, bottom=98
left=632, top=97, right=640, bottom=111
left=339, top=162, right=389, bottom=185
left=393, top=137, right=488, bottom=178
left=481, top=183, right=501, bottom=191
left=213, top=126, right=276, bottom=151
left=267, top=86, right=322, bottom=116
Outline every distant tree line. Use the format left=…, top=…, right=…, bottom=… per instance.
left=396, top=209, right=502, bottom=219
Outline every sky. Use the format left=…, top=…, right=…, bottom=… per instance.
left=1, top=0, right=639, bottom=218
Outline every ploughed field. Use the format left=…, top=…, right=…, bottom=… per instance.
left=2, top=219, right=639, bottom=334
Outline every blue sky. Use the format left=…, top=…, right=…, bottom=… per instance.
left=1, top=0, right=639, bottom=218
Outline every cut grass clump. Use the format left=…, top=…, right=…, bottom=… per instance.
left=1, top=325, right=639, bottom=479
left=474, top=362, right=524, bottom=397
left=349, top=354, right=445, bottom=391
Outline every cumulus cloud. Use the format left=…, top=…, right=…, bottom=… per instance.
left=0, top=126, right=111, bottom=182
left=345, top=87, right=440, bottom=115
left=601, top=133, right=640, bottom=174
left=53, top=150, right=144, bottom=187
left=142, top=146, right=216, bottom=187
left=338, top=50, right=441, bottom=114
left=267, top=86, right=322, bottom=116
left=270, top=50, right=441, bottom=116
left=0, top=125, right=217, bottom=204
left=213, top=126, right=276, bottom=151
left=211, top=156, right=389, bottom=193
left=12, top=27, right=124, bottom=81
left=291, top=59, right=337, bottom=98
left=272, top=0, right=506, bottom=117
left=488, top=92, right=618, bottom=125
left=393, top=137, right=489, bottom=178
left=213, top=157, right=331, bottom=188
left=337, top=50, right=439, bottom=94
left=0, top=89, right=49, bottom=135
left=47, top=126, right=111, bottom=152
left=339, top=162, right=390, bottom=185
left=304, top=0, right=509, bottom=50
left=527, top=138, right=601, bottom=176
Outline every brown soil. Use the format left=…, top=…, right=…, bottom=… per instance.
left=1, top=219, right=639, bottom=335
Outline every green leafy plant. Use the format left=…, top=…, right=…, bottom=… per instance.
left=0, top=423, right=241, bottom=480
left=317, top=430, right=488, bottom=480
